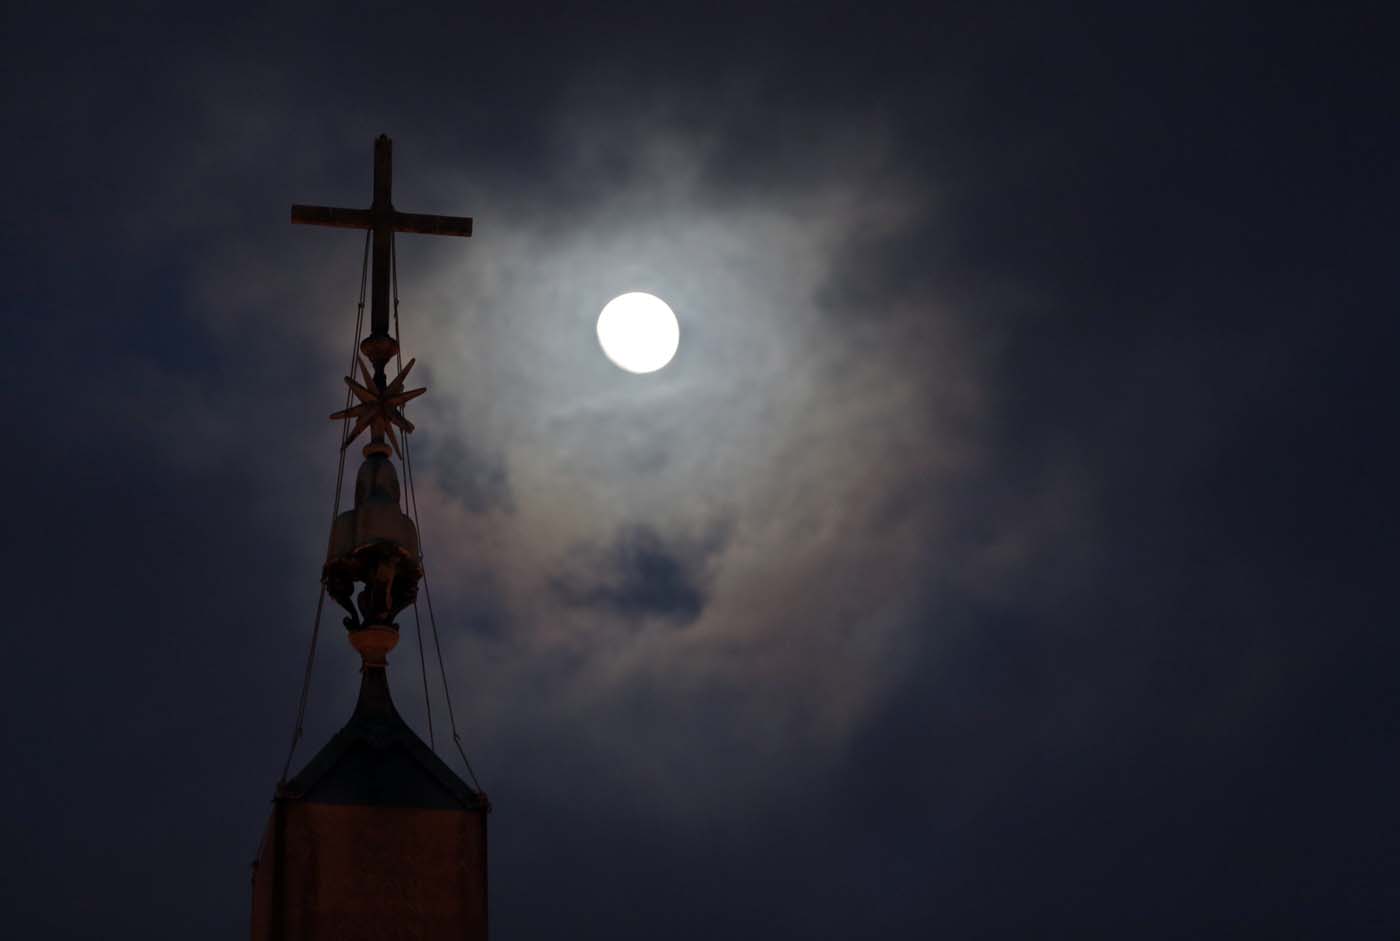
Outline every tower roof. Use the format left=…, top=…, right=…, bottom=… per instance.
left=280, top=667, right=486, bottom=812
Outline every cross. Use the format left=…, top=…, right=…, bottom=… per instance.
left=292, top=134, right=472, bottom=386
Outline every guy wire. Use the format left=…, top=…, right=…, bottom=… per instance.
left=278, top=228, right=371, bottom=788
left=391, top=231, right=437, bottom=752
left=390, top=231, right=486, bottom=795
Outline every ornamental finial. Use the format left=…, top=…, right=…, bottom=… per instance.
left=329, top=355, right=427, bottom=458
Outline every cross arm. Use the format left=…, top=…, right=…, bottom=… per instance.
left=292, top=204, right=472, bottom=238
left=291, top=204, right=372, bottom=229
left=391, top=211, right=473, bottom=237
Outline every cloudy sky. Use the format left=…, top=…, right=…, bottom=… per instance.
left=3, top=3, right=1396, bottom=937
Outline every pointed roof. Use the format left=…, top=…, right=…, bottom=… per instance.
left=280, top=667, right=486, bottom=812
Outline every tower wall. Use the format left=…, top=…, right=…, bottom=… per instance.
left=252, top=801, right=487, bottom=940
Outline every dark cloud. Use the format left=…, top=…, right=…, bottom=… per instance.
left=551, top=523, right=726, bottom=625
left=419, top=432, right=514, bottom=515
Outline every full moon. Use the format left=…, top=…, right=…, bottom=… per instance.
left=596, top=292, right=680, bottom=374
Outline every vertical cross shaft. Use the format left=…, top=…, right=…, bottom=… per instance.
left=370, top=136, right=393, bottom=349
left=365, top=135, right=397, bottom=387
left=291, top=134, right=474, bottom=388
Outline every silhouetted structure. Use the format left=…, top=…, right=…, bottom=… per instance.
left=251, top=135, right=487, bottom=940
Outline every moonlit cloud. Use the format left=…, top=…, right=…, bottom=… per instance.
left=343, top=109, right=1005, bottom=807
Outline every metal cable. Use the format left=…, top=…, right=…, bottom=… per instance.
left=278, top=228, right=371, bottom=787
left=391, top=231, right=437, bottom=751
left=390, top=232, right=486, bottom=794
left=418, top=555, right=486, bottom=794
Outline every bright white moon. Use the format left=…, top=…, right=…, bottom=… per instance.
left=596, top=292, right=680, bottom=374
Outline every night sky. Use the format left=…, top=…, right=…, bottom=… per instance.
left=4, top=3, right=1397, bottom=937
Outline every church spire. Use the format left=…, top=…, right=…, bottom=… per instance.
left=253, top=136, right=487, bottom=941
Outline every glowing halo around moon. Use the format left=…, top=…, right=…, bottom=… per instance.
left=596, top=292, right=680, bottom=374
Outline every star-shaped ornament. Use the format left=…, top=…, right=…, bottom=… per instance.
left=330, top=356, right=426, bottom=457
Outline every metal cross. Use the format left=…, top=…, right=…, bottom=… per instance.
left=292, top=134, right=472, bottom=386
